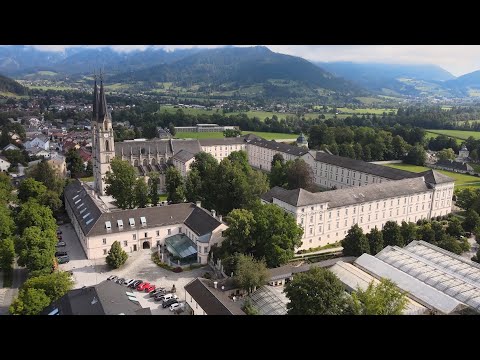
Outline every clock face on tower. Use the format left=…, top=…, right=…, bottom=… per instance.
left=103, top=133, right=109, bottom=138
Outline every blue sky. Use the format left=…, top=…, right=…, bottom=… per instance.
left=24, top=45, right=480, bottom=77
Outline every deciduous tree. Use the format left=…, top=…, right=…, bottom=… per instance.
left=9, top=288, right=51, bottom=315
left=341, top=224, right=370, bottom=256
left=367, top=227, right=384, bottom=255
left=382, top=221, right=404, bottom=247
left=463, top=209, right=480, bottom=233
left=134, top=178, right=149, bottom=208
left=233, top=254, right=268, bottom=294
left=22, top=271, right=74, bottom=302
left=105, top=158, right=137, bottom=209
left=0, top=237, right=15, bottom=270
left=165, top=166, right=185, bottom=204
left=148, top=172, right=160, bottom=206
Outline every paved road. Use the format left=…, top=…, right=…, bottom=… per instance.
left=0, top=259, right=28, bottom=315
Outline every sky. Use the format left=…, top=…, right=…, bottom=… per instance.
left=26, top=45, right=480, bottom=77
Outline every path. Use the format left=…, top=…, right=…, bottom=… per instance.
left=0, top=259, right=28, bottom=315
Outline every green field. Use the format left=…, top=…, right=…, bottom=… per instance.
left=424, top=131, right=464, bottom=145
left=37, top=71, right=57, bottom=76
left=385, top=163, right=480, bottom=188
left=24, top=84, right=76, bottom=91
left=337, top=107, right=397, bottom=115
left=0, top=91, right=27, bottom=99
left=176, top=131, right=298, bottom=141
left=426, top=129, right=480, bottom=140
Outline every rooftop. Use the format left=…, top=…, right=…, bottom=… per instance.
left=248, top=138, right=309, bottom=157
left=165, top=234, right=197, bottom=259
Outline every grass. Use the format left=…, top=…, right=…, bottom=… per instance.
left=0, top=91, right=27, bottom=99
left=296, top=241, right=342, bottom=254
left=426, top=129, right=480, bottom=141
left=385, top=163, right=480, bottom=188
left=24, top=84, right=76, bottom=91
left=3, top=268, right=13, bottom=288
left=175, top=131, right=298, bottom=140
left=469, top=163, right=480, bottom=173
left=336, top=107, right=397, bottom=115
left=159, top=194, right=168, bottom=201
left=37, top=71, right=57, bottom=76
left=80, top=176, right=94, bottom=182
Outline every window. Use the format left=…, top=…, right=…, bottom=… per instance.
left=133, top=234, right=136, bottom=240
left=168, top=229, right=171, bottom=235
left=337, top=211, right=340, bottom=217
left=301, top=218, right=304, bottom=225
left=311, top=207, right=314, bottom=211
left=383, top=202, right=386, bottom=208
left=103, top=249, right=107, bottom=255
left=156, top=230, right=160, bottom=236
left=336, top=222, right=339, bottom=228
left=328, top=224, right=331, bottom=230
left=204, top=247, right=208, bottom=253
left=144, top=232, right=148, bottom=238
left=345, top=209, right=348, bottom=215
left=309, top=228, right=313, bottom=235
left=178, top=227, right=182, bottom=233
left=129, top=218, right=135, bottom=227
left=310, top=216, right=314, bottom=223
left=140, top=216, right=147, bottom=226
left=124, top=241, right=128, bottom=247
left=329, top=212, right=332, bottom=219
left=344, top=219, right=347, bottom=226
left=319, top=214, right=323, bottom=220
left=103, top=238, right=106, bottom=245
left=369, top=204, right=371, bottom=211
left=353, top=207, right=356, bottom=214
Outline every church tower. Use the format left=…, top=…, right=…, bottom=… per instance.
left=92, top=76, right=115, bottom=196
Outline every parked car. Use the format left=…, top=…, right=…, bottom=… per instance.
left=57, top=255, right=70, bottom=264
left=162, top=298, right=178, bottom=308
left=56, top=241, right=66, bottom=247
left=129, top=280, right=143, bottom=288
left=107, top=275, right=118, bottom=281
left=157, top=293, right=178, bottom=302
left=169, top=302, right=185, bottom=312
left=145, top=284, right=156, bottom=293
left=56, top=230, right=62, bottom=235
left=55, top=251, right=67, bottom=257
left=136, top=282, right=150, bottom=291
left=124, top=279, right=135, bottom=287
left=117, top=278, right=126, bottom=285
left=150, top=288, right=166, bottom=297
left=57, top=235, right=63, bottom=240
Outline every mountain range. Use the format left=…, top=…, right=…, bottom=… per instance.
left=1, top=45, right=480, bottom=99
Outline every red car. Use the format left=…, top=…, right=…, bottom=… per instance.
left=136, top=282, right=150, bottom=291
left=145, top=284, right=156, bottom=293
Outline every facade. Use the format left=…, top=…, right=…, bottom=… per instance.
left=261, top=171, right=455, bottom=251
left=458, top=145, right=470, bottom=159
left=171, top=150, right=195, bottom=177
left=0, top=156, right=10, bottom=172
left=47, top=155, right=67, bottom=177
left=198, top=138, right=247, bottom=162
left=433, top=159, right=474, bottom=174
left=175, top=124, right=237, bottom=133
left=296, top=133, right=308, bottom=148
left=24, top=135, right=49, bottom=151
left=64, top=180, right=226, bottom=263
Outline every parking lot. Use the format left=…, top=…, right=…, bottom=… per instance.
left=57, top=223, right=209, bottom=315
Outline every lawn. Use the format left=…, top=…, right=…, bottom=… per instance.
left=385, top=163, right=480, bottom=188
left=426, top=129, right=480, bottom=141
left=80, top=176, right=94, bottom=182
left=337, top=107, right=397, bottom=115
left=159, top=194, right=168, bottom=201
left=175, top=131, right=298, bottom=140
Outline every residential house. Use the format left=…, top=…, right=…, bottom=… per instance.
left=0, top=156, right=11, bottom=172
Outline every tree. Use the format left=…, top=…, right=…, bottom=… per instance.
left=106, top=241, right=128, bottom=269
left=285, top=159, right=315, bottom=191
left=9, top=288, right=51, bottom=315
left=17, top=200, right=57, bottom=234
left=400, top=221, right=417, bottom=245
left=419, top=223, right=436, bottom=243
left=134, top=178, right=149, bottom=208
left=285, top=267, right=349, bottom=315
left=22, top=271, right=74, bottom=302
left=437, top=148, right=456, bottom=161
left=367, top=227, right=384, bottom=255
left=391, top=135, right=409, bottom=159
left=168, top=123, right=176, bottom=136
left=446, top=217, right=464, bottom=238
left=18, top=178, right=47, bottom=203
left=233, top=254, right=268, bottom=294
left=185, top=169, right=203, bottom=203
left=437, top=235, right=463, bottom=255
left=404, top=144, right=427, bottom=166
left=0, top=206, right=15, bottom=239
left=471, top=149, right=479, bottom=162
left=471, top=248, right=480, bottom=263
left=382, top=221, right=404, bottom=247
left=350, top=278, right=408, bottom=315
left=0, top=237, right=15, bottom=270
left=0, top=172, right=14, bottom=204
left=16, top=226, right=57, bottom=272
left=269, top=160, right=288, bottom=188
left=28, top=160, right=64, bottom=195
left=455, top=188, right=478, bottom=211
left=223, top=129, right=242, bottom=137
left=39, top=190, right=63, bottom=213
left=105, top=158, right=137, bottom=209
left=66, top=149, right=84, bottom=178
left=463, top=209, right=480, bottom=233
left=165, top=166, right=185, bottom=204
left=341, top=224, right=370, bottom=256
left=271, top=153, right=285, bottom=168
left=148, top=172, right=160, bottom=206
left=85, top=160, right=93, bottom=177
left=223, top=209, right=256, bottom=255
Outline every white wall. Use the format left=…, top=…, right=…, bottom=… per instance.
left=201, top=144, right=246, bottom=162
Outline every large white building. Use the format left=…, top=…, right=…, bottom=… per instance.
left=261, top=171, right=454, bottom=250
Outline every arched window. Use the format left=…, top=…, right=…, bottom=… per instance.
left=143, top=159, right=148, bottom=166
left=160, top=158, right=164, bottom=164
left=134, top=159, right=139, bottom=167
left=151, top=158, right=157, bottom=165
left=141, top=148, right=146, bottom=155
left=106, top=155, right=110, bottom=163
left=105, top=140, right=110, bottom=152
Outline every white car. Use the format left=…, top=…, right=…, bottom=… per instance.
left=169, top=302, right=185, bottom=312
left=124, top=279, right=136, bottom=287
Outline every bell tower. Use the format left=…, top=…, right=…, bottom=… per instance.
left=92, top=74, right=115, bottom=196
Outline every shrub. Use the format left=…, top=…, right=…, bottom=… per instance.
left=173, top=267, right=183, bottom=273
left=203, top=272, right=212, bottom=279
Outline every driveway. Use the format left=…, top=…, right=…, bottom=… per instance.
left=58, top=223, right=210, bottom=315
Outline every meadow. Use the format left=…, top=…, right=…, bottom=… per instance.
left=426, top=129, right=480, bottom=141
left=175, top=131, right=298, bottom=141
left=385, top=163, right=480, bottom=188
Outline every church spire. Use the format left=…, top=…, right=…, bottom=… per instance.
left=92, top=74, right=99, bottom=122
left=98, top=73, right=109, bottom=121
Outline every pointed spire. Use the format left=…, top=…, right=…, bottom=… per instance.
left=98, top=72, right=109, bottom=120
left=92, top=73, right=99, bottom=122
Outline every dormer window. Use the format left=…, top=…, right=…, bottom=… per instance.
left=140, top=216, right=147, bottom=227
left=117, top=220, right=124, bottom=230
left=105, top=221, right=112, bottom=231
left=129, top=218, right=135, bottom=227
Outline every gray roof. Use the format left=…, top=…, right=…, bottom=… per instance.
left=115, top=139, right=173, bottom=157
left=315, top=152, right=418, bottom=180
left=419, top=169, right=455, bottom=185
left=434, top=160, right=473, bottom=172
left=89, top=203, right=196, bottom=237
left=198, top=137, right=246, bottom=146
left=354, top=253, right=466, bottom=314
left=248, top=138, right=309, bottom=157
left=64, top=180, right=103, bottom=236
left=172, top=149, right=195, bottom=163
left=184, top=278, right=245, bottom=315
left=42, top=280, right=151, bottom=315
left=184, top=207, right=222, bottom=236
left=262, top=177, right=432, bottom=208
left=171, top=139, right=202, bottom=156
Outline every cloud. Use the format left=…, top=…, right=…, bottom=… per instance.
left=18, top=45, right=480, bottom=76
